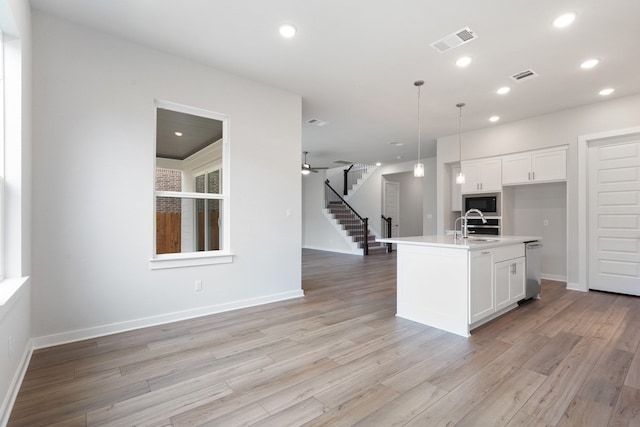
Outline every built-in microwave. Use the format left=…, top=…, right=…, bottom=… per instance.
left=463, top=193, right=500, bottom=216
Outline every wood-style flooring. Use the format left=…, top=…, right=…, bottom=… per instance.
left=8, top=249, right=640, bottom=426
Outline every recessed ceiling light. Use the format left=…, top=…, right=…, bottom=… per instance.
left=278, top=24, right=297, bottom=38
left=553, top=12, right=577, bottom=28
left=489, top=116, right=500, bottom=122
left=599, top=88, right=615, bottom=96
left=496, top=86, right=511, bottom=95
left=375, top=162, right=382, bottom=166
left=456, top=56, right=472, bottom=67
left=174, top=131, right=183, bottom=136
left=580, top=58, right=599, bottom=69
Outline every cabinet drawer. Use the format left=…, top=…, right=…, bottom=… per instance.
left=491, top=244, right=524, bottom=263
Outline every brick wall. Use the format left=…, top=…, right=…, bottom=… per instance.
left=155, top=168, right=182, bottom=213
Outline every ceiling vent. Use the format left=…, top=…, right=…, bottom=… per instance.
left=430, top=27, right=477, bottom=53
left=333, top=160, right=353, bottom=165
left=510, top=69, right=539, bottom=82
left=306, top=118, right=328, bottom=127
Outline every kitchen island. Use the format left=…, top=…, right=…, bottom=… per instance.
left=377, top=235, right=540, bottom=337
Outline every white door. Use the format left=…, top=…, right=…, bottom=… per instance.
left=384, top=180, right=400, bottom=237
left=588, top=136, right=640, bottom=295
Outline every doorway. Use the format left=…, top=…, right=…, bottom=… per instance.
left=383, top=180, right=400, bottom=237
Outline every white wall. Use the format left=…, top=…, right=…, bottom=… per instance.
left=30, top=12, right=302, bottom=344
left=302, top=170, right=355, bottom=253
left=507, top=183, right=567, bottom=280
left=0, top=0, right=32, bottom=421
left=437, top=93, right=640, bottom=289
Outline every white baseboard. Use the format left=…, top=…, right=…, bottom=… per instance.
left=541, top=274, right=567, bottom=282
left=1, top=338, right=33, bottom=426
left=31, top=290, right=304, bottom=350
left=566, top=282, right=588, bottom=292
left=302, top=245, right=363, bottom=256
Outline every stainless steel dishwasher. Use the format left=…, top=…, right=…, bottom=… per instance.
left=525, top=241, right=543, bottom=299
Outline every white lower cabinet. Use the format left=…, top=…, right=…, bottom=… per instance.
left=469, top=244, right=525, bottom=325
left=494, top=257, right=526, bottom=311
left=469, top=250, right=494, bottom=323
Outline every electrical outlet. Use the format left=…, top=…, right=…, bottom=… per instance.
left=195, top=280, right=203, bottom=291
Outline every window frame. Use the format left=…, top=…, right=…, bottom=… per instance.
left=150, top=100, right=232, bottom=270
left=0, top=29, right=5, bottom=281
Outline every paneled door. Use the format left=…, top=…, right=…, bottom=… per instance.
left=384, top=180, right=400, bottom=237
left=588, top=135, right=640, bottom=295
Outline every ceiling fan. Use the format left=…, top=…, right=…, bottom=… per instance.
left=301, top=151, right=328, bottom=175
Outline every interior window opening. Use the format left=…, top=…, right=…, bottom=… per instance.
left=154, top=104, right=226, bottom=257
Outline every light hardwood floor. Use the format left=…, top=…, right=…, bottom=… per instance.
left=8, top=249, right=640, bottom=426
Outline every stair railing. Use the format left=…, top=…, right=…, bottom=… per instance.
left=381, top=215, right=393, bottom=253
left=342, top=163, right=372, bottom=196
left=325, top=180, right=369, bottom=255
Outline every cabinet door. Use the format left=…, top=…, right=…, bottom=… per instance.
left=461, top=162, right=481, bottom=194
left=509, top=257, right=526, bottom=303
left=469, top=250, right=494, bottom=323
left=461, top=159, right=502, bottom=193
left=531, top=149, right=566, bottom=182
left=478, top=158, right=502, bottom=192
left=502, top=153, right=532, bottom=185
left=494, top=259, right=512, bottom=311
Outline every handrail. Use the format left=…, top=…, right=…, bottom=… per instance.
left=325, top=180, right=369, bottom=255
left=342, top=163, right=370, bottom=196
left=325, top=180, right=366, bottom=222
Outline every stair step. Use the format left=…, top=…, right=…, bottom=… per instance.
left=327, top=201, right=381, bottom=255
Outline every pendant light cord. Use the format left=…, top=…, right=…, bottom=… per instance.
left=414, top=80, right=424, bottom=164
left=456, top=102, right=465, bottom=162
left=417, top=85, right=421, bottom=162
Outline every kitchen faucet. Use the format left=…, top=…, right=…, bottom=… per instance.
left=462, top=208, right=487, bottom=238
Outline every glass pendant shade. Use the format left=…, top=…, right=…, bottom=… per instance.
left=414, top=163, right=425, bottom=177
left=456, top=171, right=465, bottom=184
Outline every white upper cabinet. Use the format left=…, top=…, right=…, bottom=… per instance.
left=461, top=158, right=502, bottom=194
left=502, top=147, right=567, bottom=186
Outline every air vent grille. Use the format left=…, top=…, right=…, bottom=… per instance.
left=430, top=27, right=478, bottom=53
left=333, top=160, right=353, bottom=165
left=510, top=69, right=539, bottom=82
left=306, top=118, right=328, bottom=127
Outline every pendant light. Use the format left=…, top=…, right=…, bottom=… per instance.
left=455, top=102, right=466, bottom=184
left=413, top=80, right=425, bottom=178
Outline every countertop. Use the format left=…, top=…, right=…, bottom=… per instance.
left=376, top=235, right=541, bottom=250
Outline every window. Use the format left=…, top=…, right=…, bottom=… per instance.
left=150, top=101, right=231, bottom=269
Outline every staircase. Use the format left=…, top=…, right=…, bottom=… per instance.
left=326, top=201, right=388, bottom=255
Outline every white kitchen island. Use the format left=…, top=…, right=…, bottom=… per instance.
left=377, top=235, right=540, bottom=337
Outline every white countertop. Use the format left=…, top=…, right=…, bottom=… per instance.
left=377, top=235, right=541, bottom=250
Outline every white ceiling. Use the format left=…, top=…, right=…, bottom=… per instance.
left=29, top=0, right=640, bottom=168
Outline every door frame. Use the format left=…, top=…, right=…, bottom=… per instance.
left=577, top=126, right=640, bottom=292
left=383, top=179, right=400, bottom=237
